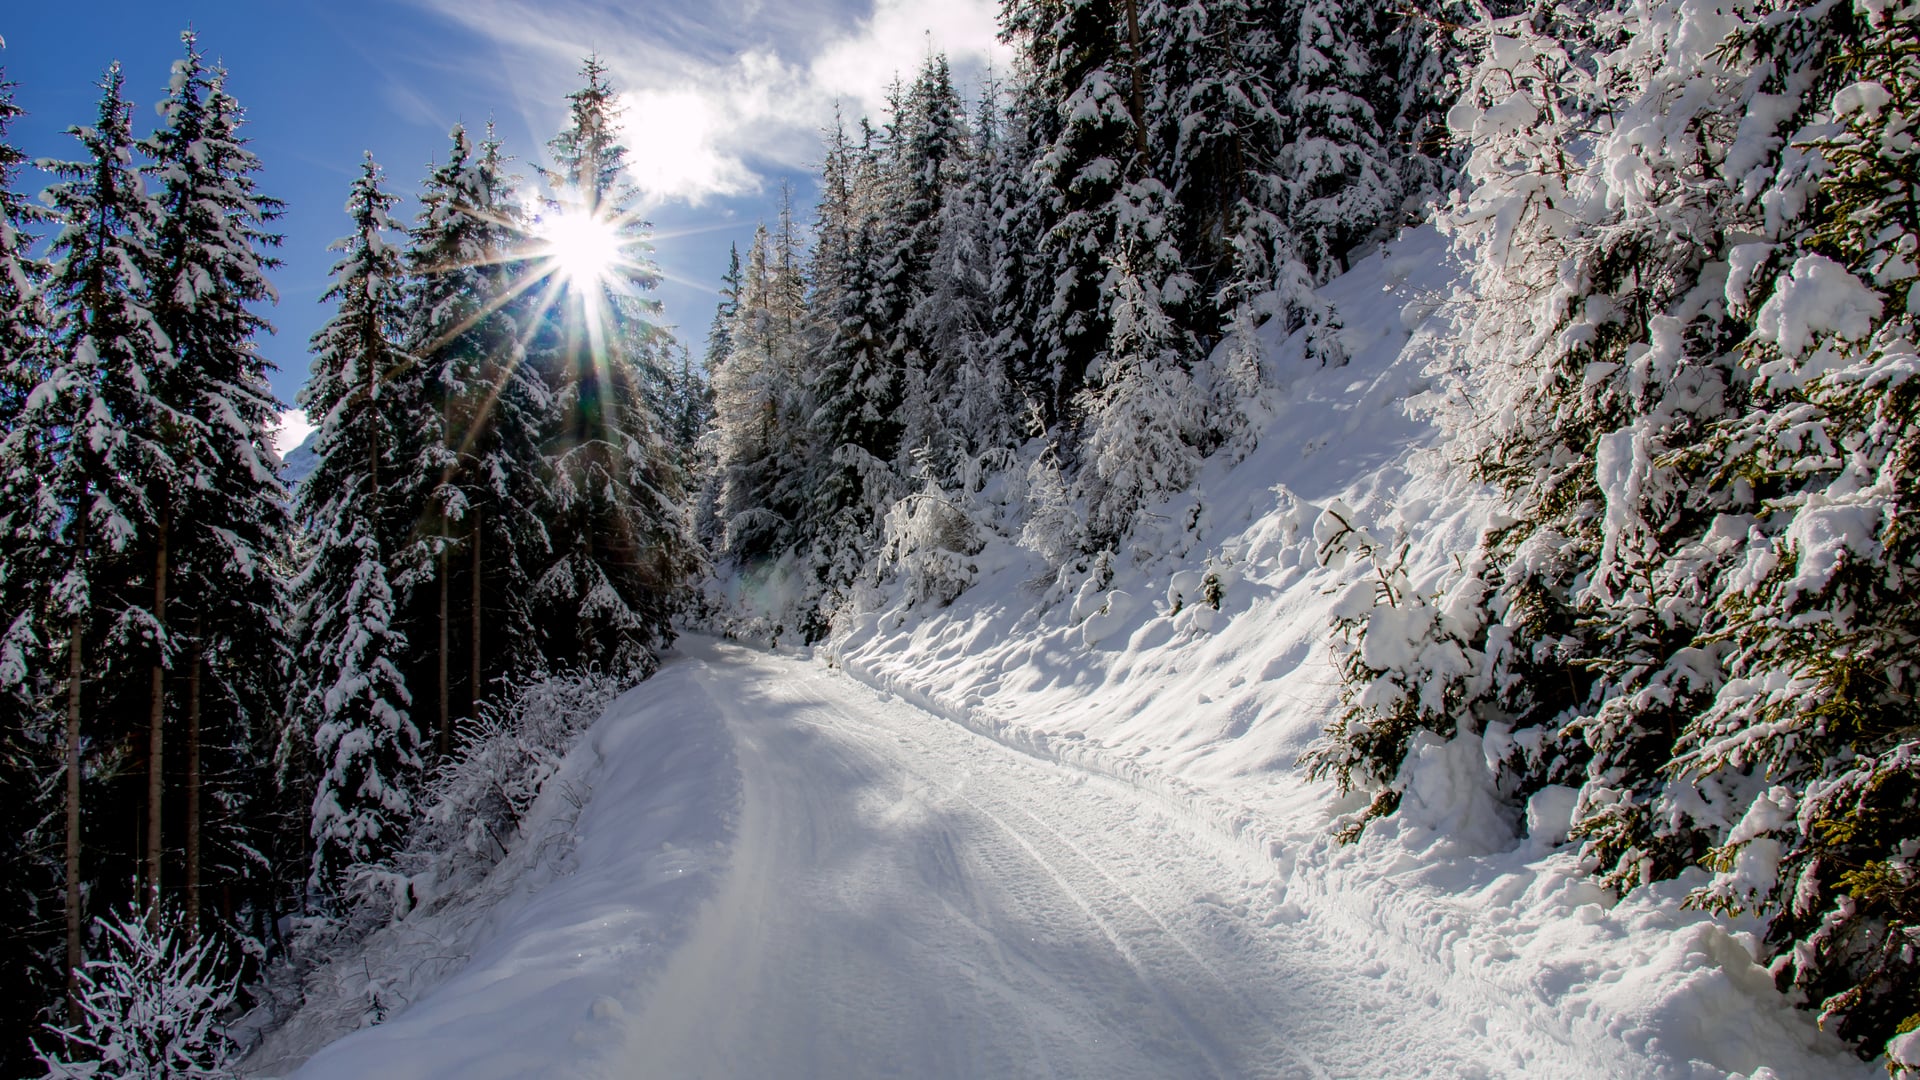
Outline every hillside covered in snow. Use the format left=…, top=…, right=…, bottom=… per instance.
left=5, top=0, right=1917, bottom=1076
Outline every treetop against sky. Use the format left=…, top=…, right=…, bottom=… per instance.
left=1, top=0, right=1009, bottom=409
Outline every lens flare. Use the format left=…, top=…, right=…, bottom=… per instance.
left=541, top=209, right=624, bottom=287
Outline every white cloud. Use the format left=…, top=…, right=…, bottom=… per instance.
left=408, top=0, right=1012, bottom=205
left=272, top=409, right=316, bottom=457
left=622, top=86, right=761, bottom=203
left=808, top=0, right=1008, bottom=111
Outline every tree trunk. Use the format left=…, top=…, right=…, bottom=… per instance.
left=438, top=544, right=450, bottom=758
left=145, top=518, right=169, bottom=930
left=1122, top=0, right=1150, bottom=159
left=470, top=509, right=482, bottom=718
left=64, top=610, right=84, bottom=1026
left=185, top=635, right=203, bottom=933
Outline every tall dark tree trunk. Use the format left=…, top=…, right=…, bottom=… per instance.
left=1122, top=0, right=1149, bottom=159
left=63, top=611, right=84, bottom=1026
left=145, top=517, right=169, bottom=930
left=438, top=544, right=450, bottom=757
left=185, top=633, right=203, bottom=933
left=470, top=509, right=482, bottom=717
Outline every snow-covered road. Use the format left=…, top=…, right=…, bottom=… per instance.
left=286, top=638, right=1585, bottom=1079
left=614, top=638, right=1543, bottom=1076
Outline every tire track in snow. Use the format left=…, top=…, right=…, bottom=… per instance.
left=784, top=657, right=1328, bottom=1080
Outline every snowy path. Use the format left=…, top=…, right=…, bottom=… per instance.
left=604, top=639, right=1542, bottom=1079
left=287, top=638, right=1582, bottom=1079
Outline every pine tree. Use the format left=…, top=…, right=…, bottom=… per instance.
left=0, top=67, right=68, bottom=1072
left=919, top=85, right=1015, bottom=473
left=532, top=58, right=697, bottom=680
left=984, top=71, right=1053, bottom=434
left=1308, top=0, right=1914, bottom=1061
left=705, top=242, right=742, bottom=375
left=710, top=223, right=810, bottom=564
left=35, top=59, right=175, bottom=983
left=394, top=125, right=550, bottom=752
left=1672, top=2, right=1920, bottom=1053
left=1006, top=0, right=1168, bottom=426
left=1273, top=0, right=1398, bottom=281
left=1078, top=250, right=1205, bottom=546
left=141, top=33, right=290, bottom=933
left=1146, top=0, right=1286, bottom=314
left=0, top=69, right=48, bottom=422
left=294, top=156, right=422, bottom=896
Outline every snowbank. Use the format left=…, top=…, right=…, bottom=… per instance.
left=246, top=668, right=740, bottom=1079
left=829, top=229, right=1875, bottom=1079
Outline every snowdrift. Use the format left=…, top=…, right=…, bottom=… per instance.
left=245, top=677, right=740, bottom=1078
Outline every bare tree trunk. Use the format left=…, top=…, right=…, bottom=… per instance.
left=64, top=610, right=84, bottom=1026
left=185, top=634, right=203, bottom=933
left=145, top=518, right=169, bottom=931
left=470, top=510, right=482, bottom=717
left=1122, top=0, right=1150, bottom=159
left=438, top=545, right=450, bottom=758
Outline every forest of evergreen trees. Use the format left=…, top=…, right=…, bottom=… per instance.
left=1, top=0, right=1916, bottom=1071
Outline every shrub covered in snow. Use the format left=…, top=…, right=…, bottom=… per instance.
left=35, top=911, right=239, bottom=1079
left=348, top=670, right=623, bottom=921
left=881, top=478, right=987, bottom=610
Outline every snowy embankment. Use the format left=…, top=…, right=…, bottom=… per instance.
left=245, top=680, right=740, bottom=1078
left=828, top=228, right=1874, bottom=1080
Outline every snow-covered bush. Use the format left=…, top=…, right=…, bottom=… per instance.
left=349, top=670, right=623, bottom=920
left=1302, top=503, right=1507, bottom=838
left=880, top=478, right=986, bottom=609
left=1077, top=255, right=1207, bottom=549
left=35, top=911, right=239, bottom=1079
left=1019, top=447, right=1086, bottom=570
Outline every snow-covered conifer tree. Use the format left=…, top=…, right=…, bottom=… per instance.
left=294, top=156, right=422, bottom=896
left=1078, top=249, right=1205, bottom=546
left=394, top=125, right=550, bottom=751
left=1312, top=0, right=1913, bottom=1061
left=36, top=60, right=174, bottom=947
left=0, top=68, right=68, bottom=1072
left=531, top=58, right=697, bottom=680
left=1006, top=0, right=1169, bottom=426
left=1274, top=0, right=1398, bottom=281
left=710, top=223, right=812, bottom=565
left=141, top=34, right=290, bottom=930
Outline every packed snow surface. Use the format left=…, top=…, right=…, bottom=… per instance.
left=262, top=232, right=1875, bottom=1078
left=278, top=641, right=1551, bottom=1079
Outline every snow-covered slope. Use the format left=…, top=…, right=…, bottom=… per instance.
left=279, top=429, right=319, bottom=490
left=828, top=228, right=1875, bottom=1079
left=245, top=680, right=740, bottom=1077
left=254, top=230, right=1875, bottom=1079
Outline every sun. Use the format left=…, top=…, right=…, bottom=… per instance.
left=540, top=208, right=624, bottom=287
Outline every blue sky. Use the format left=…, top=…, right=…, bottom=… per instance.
left=1, top=0, right=1007, bottom=438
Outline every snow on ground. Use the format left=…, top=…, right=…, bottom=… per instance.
left=245, top=678, right=740, bottom=1078
left=272, top=639, right=1608, bottom=1080
left=253, top=228, right=1875, bottom=1079
left=829, top=228, right=1875, bottom=1079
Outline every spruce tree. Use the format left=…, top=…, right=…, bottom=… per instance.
left=141, top=34, right=290, bottom=932
left=532, top=58, right=697, bottom=680
left=0, top=67, right=67, bottom=1071
left=1675, top=3, right=1920, bottom=1052
left=394, top=125, right=549, bottom=752
left=1005, top=0, right=1165, bottom=426
left=294, top=156, right=422, bottom=897
left=37, top=59, right=175, bottom=958
left=710, top=223, right=810, bottom=564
